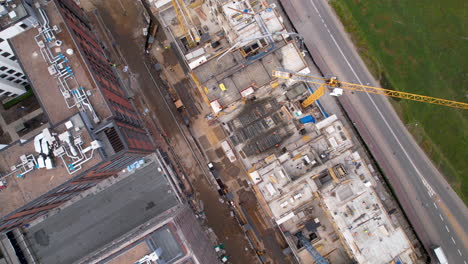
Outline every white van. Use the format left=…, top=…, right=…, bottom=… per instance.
left=433, top=246, right=448, bottom=264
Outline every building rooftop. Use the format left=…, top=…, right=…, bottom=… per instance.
left=25, top=159, right=181, bottom=264
left=218, top=0, right=284, bottom=43
left=193, top=42, right=306, bottom=110
left=0, top=0, right=29, bottom=30
left=106, top=224, right=189, bottom=264
left=248, top=115, right=415, bottom=263
left=10, top=1, right=112, bottom=125
left=321, top=151, right=414, bottom=264
left=0, top=113, right=103, bottom=219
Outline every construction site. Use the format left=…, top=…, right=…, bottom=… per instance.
left=0, top=1, right=218, bottom=263
left=248, top=115, right=417, bottom=263
left=2, top=0, right=462, bottom=263
left=144, top=0, right=426, bottom=263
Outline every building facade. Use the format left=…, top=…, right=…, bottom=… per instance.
left=0, top=0, right=154, bottom=233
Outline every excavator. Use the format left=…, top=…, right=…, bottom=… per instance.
left=272, top=69, right=468, bottom=110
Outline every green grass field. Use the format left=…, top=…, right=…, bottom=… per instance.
left=330, top=0, right=468, bottom=203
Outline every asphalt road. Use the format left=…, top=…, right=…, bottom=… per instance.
left=280, top=0, right=468, bottom=263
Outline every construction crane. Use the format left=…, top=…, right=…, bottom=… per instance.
left=295, top=232, right=329, bottom=264
left=273, top=69, right=468, bottom=110
left=171, top=0, right=200, bottom=49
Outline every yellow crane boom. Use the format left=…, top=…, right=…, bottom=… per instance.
left=273, top=69, right=468, bottom=110
left=172, top=0, right=198, bottom=48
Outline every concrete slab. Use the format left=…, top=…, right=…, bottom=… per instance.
left=246, top=61, right=271, bottom=88
left=197, top=135, right=211, bottom=150
left=205, top=149, right=217, bottom=161
left=11, top=2, right=113, bottom=125
left=232, top=70, right=255, bottom=92
left=0, top=114, right=102, bottom=219
left=261, top=53, right=282, bottom=79
left=193, top=52, right=240, bottom=84
left=212, top=126, right=225, bottom=141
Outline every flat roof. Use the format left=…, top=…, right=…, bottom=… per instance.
left=106, top=241, right=152, bottom=264
left=193, top=43, right=305, bottom=109
left=147, top=225, right=185, bottom=263
left=25, top=160, right=180, bottom=264
left=0, top=0, right=28, bottom=30
left=0, top=114, right=102, bottom=219
left=10, top=1, right=112, bottom=125
left=250, top=116, right=355, bottom=220
left=321, top=152, right=414, bottom=263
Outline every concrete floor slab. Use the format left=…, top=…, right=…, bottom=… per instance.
left=215, top=77, right=241, bottom=106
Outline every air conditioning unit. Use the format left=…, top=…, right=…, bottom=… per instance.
left=8, top=11, right=17, bottom=19
left=91, top=140, right=103, bottom=149
left=74, top=136, right=83, bottom=146
left=45, top=157, right=54, bottom=169
left=47, top=65, right=57, bottom=75
left=62, top=90, right=71, bottom=99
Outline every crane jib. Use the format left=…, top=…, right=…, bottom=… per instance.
left=273, top=69, right=468, bottom=110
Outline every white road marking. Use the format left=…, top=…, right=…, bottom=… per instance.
left=311, top=0, right=442, bottom=209
left=310, top=0, right=438, bottom=198
left=306, top=3, right=468, bottom=259
left=445, top=225, right=450, bottom=232
left=451, top=237, right=456, bottom=244
left=433, top=202, right=438, bottom=209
